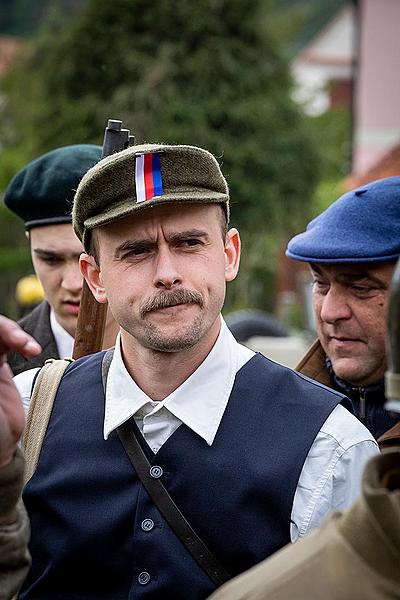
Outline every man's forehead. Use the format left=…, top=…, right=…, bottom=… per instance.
left=29, top=223, right=83, bottom=254
left=99, top=202, right=220, bottom=235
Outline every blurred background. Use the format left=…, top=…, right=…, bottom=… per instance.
left=0, top=0, right=398, bottom=365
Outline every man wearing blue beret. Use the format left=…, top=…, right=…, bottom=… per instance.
left=4, top=144, right=118, bottom=375
left=286, top=176, right=400, bottom=443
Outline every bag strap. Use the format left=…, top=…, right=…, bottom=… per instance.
left=117, top=419, right=231, bottom=587
left=23, top=358, right=73, bottom=484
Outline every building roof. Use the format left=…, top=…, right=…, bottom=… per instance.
left=346, top=141, right=400, bottom=189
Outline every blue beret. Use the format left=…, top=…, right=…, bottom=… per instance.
left=286, top=176, right=400, bottom=264
left=4, top=144, right=102, bottom=230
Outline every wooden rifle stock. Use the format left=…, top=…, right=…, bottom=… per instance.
left=72, top=119, right=134, bottom=359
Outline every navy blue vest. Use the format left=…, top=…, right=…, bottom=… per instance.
left=21, top=351, right=343, bottom=599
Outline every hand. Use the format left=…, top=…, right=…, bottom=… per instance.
left=0, top=315, right=41, bottom=468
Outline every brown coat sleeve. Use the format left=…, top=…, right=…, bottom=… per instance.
left=0, top=447, right=31, bottom=600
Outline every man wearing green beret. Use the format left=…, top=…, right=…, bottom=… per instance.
left=4, top=144, right=118, bottom=375
left=15, top=143, right=378, bottom=599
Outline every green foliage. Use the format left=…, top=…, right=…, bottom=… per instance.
left=306, top=108, right=352, bottom=181
left=298, top=109, right=351, bottom=224
left=271, top=0, right=346, bottom=56
left=0, top=202, right=32, bottom=316
left=0, top=203, right=31, bottom=271
left=0, top=0, right=322, bottom=312
left=312, top=178, right=347, bottom=215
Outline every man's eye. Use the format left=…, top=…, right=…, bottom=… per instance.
left=41, top=256, right=61, bottom=264
left=182, top=239, right=202, bottom=247
left=351, top=285, right=372, bottom=294
left=123, top=245, right=149, bottom=257
left=312, top=280, right=329, bottom=291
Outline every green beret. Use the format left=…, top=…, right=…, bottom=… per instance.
left=4, top=144, right=102, bottom=230
left=72, top=143, right=230, bottom=251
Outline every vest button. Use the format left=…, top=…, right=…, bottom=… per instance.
left=149, top=465, right=163, bottom=478
left=138, top=571, right=151, bottom=585
left=141, top=518, right=154, bottom=532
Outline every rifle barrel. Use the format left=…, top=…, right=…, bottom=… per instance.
left=72, top=118, right=131, bottom=359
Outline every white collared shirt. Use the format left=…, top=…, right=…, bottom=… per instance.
left=15, top=318, right=378, bottom=542
left=50, top=309, right=74, bottom=359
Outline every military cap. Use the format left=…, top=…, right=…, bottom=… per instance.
left=4, top=144, right=102, bottom=230
left=72, top=143, right=230, bottom=251
left=286, top=176, right=400, bottom=264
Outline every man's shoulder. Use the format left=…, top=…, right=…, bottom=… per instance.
left=8, top=301, right=58, bottom=376
left=321, top=403, right=377, bottom=449
left=14, top=367, right=41, bottom=413
left=251, top=352, right=344, bottom=400
left=17, top=301, right=50, bottom=334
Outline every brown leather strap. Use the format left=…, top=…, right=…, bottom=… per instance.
left=378, top=420, right=400, bottom=449
left=117, top=419, right=231, bottom=587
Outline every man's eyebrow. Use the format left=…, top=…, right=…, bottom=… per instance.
left=169, top=229, right=209, bottom=241
left=114, top=239, right=153, bottom=257
left=337, top=272, right=387, bottom=286
left=310, top=264, right=388, bottom=286
left=310, top=264, right=322, bottom=276
left=33, top=248, right=81, bottom=260
left=114, top=229, right=210, bottom=257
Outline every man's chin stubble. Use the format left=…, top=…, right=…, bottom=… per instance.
left=142, top=319, right=204, bottom=352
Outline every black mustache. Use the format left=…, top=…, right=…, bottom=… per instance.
left=140, top=289, right=204, bottom=318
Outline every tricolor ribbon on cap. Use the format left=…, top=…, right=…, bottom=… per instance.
left=135, top=153, right=163, bottom=203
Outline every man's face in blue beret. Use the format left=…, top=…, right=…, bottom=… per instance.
left=310, top=261, right=396, bottom=387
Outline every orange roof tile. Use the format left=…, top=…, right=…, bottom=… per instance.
left=346, top=142, right=400, bottom=189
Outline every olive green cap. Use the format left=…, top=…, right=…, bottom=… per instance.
left=72, top=143, right=230, bottom=251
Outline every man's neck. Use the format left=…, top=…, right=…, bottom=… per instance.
left=120, top=328, right=220, bottom=400
left=326, top=357, right=384, bottom=395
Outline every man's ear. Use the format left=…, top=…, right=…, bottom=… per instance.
left=79, top=254, right=107, bottom=304
left=224, top=228, right=241, bottom=282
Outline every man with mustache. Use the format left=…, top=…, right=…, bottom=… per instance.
left=15, top=143, right=377, bottom=599
left=286, top=176, right=400, bottom=443
left=4, top=144, right=117, bottom=375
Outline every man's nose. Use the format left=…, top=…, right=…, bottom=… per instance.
left=318, top=287, right=352, bottom=323
left=62, top=262, right=83, bottom=294
left=153, top=248, right=182, bottom=290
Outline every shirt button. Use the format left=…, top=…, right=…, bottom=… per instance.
left=138, top=571, right=151, bottom=585
left=149, top=465, right=163, bottom=478
left=141, top=518, right=154, bottom=532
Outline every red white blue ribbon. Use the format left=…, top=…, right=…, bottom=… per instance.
left=135, top=153, right=163, bottom=203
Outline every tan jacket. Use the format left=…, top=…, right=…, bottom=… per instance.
left=296, top=339, right=400, bottom=448
left=0, top=448, right=31, bottom=600
left=208, top=450, right=400, bottom=600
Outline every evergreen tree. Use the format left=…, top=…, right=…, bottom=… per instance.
left=1, top=0, right=321, bottom=311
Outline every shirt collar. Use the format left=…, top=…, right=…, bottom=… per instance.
left=103, top=317, right=254, bottom=443
left=50, top=309, right=74, bottom=359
